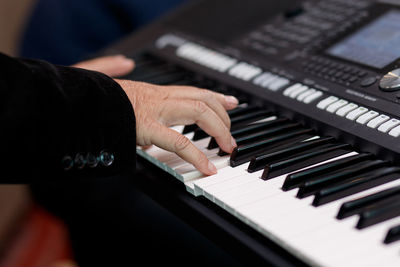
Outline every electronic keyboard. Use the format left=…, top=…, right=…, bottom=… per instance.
left=105, top=0, right=400, bottom=265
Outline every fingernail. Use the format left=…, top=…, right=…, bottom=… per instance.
left=231, top=136, right=237, bottom=148
left=208, top=161, right=217, bottom=174
left=225, top=95, right=239, bottom=107
left=122, top=58, right=135, bottom=67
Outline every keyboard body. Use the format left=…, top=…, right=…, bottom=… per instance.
left=100, top=0, right=400, bottom=265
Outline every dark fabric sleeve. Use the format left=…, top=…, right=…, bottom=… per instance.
left=0, top=53, right=136, bottom=182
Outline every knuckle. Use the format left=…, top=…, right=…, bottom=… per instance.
left=193, top=100, right=208, bottom=115
left=174, top=134, right=191, bottom=152
left=200, top=88, right=212, bottom=98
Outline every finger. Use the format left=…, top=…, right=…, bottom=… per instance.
left=72, top=55, right=135, bottom=77
left=166, top=85, right=239, bottom=108
left=159, top=99, right=236, bottom=153
left=150, top=123, right=217, bottom=175
left=163, top=86, right=235, bottom=128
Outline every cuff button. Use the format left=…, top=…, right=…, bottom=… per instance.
left=74, top=153, right=86, bottom=169
left=86, top=153, right=99, bottom=168
left=100, top=150, right=114, bottom=167
left=62, top=156, right=74, bottom=171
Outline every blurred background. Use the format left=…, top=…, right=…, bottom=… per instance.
left=0, top=1, right=189, bottom=266
left=0, top=0, right=35, bottom=56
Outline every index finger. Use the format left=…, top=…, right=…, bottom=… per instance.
left=149, top=123, right=217, bottom=176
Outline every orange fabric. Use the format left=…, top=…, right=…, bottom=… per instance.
left=0, top=205, right=74, bottom=267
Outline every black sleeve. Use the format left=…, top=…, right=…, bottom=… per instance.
left=0, top=53, right=136, bottom=182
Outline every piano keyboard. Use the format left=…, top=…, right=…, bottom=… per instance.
left=126, top=52, right=400, bottom=266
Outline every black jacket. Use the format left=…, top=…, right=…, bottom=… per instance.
left=0, top=53, right=136, bottom=182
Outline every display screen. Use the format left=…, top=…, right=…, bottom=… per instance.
left=327, top=10, right=400, bottom=69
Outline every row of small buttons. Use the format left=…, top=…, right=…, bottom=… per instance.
left=303, top=56, right=366, bottom=86
left=176, top=42, right=265, bottom=83
left=176, top=42, right=237, bottom=72
left=282, top=83, right=324, bottom=104
left=62, top=150, right=114, bottom=171
left=228, top=62, right=262, bottom=81
left=317, top=96, right=400, bottom=137
left=252, top=72, right=290, bottom=92
left=175, top=41, right=292, bottom=93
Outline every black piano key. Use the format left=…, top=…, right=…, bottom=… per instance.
left=282, top=153, right=373, bottom=191
left=228, top=105, right=260, bottom=118
left=183, top=104, right=256, bottom=136
left=261, top=143, right=352, bottom=180
left=357, top=198, right=400, bottom=229
left=192, top=109, right=272, bottom=141
left=230, top=129, right=315, bottom=167
left=207, top=118, right=289, bottom=149
left=218, top=123, right=301, bottom=156
left=192, top=127, right=210, bottom=141
left=384, top=224, right=400, bottom=244
left=230, top=110, right=272, bottom=126
left=314, top=167, right=400, bottom=206
left=170, top=78, right=200, bottom=86
left=129, top=61, right=175, bottom=81
left=337, top=182, right=400, bottom=219
left=248, top=137, right=335, bottom=172
left=296, top=159, right=389, bottom=198
left=182, top=124, right=198, bottom=134
left=130, top=53, right=163, bottom=67
left=145, top=72, right=189, bottom=85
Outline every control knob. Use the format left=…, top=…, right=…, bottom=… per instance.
left=380, top=68, right=400, bottom=92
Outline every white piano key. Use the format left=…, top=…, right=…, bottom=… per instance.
left=194, top=164, right=248, bottom=189
left=137, top=116, right=400, bottom=266
left=176, top=155, right=230, bottom=182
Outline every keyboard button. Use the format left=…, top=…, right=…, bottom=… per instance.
left=377, top=119, right=400, bottom=133
left=289, top=85, right=309, bottom=98
left=253, top=72, right=276, bottom=86
left=366, top=115, right=390, bottom=129
left=229, top=62, right=262, bottom=81
left=356, top=110, right=379, bottom=124
left=303, top=90, right=323, bottom=104
left=388, top=125, right=400, bottom=137
left=268, top=77, right=290, bottom=91
left=283, top=83, right=302, bottom=96
left=317, top=96, right=338, bottom=109
left=346, top=106, right=368, bottom=121
left=296, top=88, right=316, bottom=101
left=336, top=103, right=358, bottom=117
left=326, top=99, right=348, bottom=113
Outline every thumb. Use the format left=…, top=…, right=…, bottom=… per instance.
left=72, top=55, right=135, bottom=77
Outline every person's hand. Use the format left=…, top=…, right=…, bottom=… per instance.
left=71, top=55, right=238, bottom=175
left=115, top=80, right=238, bottom=176
left=72, top=54, right=135, bottom=77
